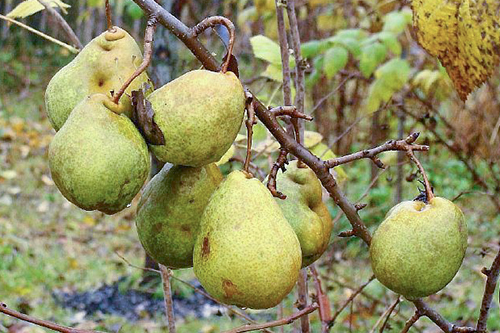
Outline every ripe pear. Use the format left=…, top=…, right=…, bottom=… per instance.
left=49, top=93, right=150, bottom=214
left=369, top=197, right=468, bottom=300
left=147, top=70, right=245, bottom=167
left=193, top=171, right=302, bottom=309
left=136, top=163, right=223, bottom=269
left=45, top=27, right=150, bottom=131
left=275, top=160, right=333, bottom=267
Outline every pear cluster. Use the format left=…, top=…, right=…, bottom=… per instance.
left=45, top=26, right=335, bottom=310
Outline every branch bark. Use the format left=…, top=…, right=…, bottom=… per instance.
left=222, top=303, right=319, bottom=333
left=476, top=246, right=500, bottom=332
left=0, top=303, right=102, bottom=333
left=37, top=0, right=83, bottom=49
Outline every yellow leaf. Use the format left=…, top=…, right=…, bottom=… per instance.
left=412, top=0, right=500, bottom=100
left=7, top=0, right=70, bottom=19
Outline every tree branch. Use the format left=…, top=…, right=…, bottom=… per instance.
left=476, top=245, right=500, bottom=332
left=222, top=303, right=319, bottom=333
left=0, top=303, right=103, bottom=333
left=37, top=0, right=82, bottom=49
left=159, top=264, right=176, bottom=333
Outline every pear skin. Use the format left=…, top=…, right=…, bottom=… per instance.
left=369, top=197, right=468, bottom=299
left=148, top=70, right=245, bottom=167
left=45, top=27, right=150, bottom=131
left=275, top=160, right=333, bottom=267
left=49, top=94, right=150, bottom=214
left=136, top=163, right=223, bottom=269
left=193, top=171, right=302, bottom=309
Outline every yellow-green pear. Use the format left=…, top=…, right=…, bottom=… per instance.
left=45, top=27, right=150, bottom=131
left=370, top=197, right=468, bottom=300
left=136, top=163, right=223, bottom=269
left=193, top=171, right=302, bottom=309
left=147, top=70, right=246, bottom=167
left=275, top=160, right=333, bottom=267
left=49, top=94, right=150, bottom=214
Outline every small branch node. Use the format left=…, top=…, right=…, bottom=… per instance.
left=338, top=230, right=355, bottom=238
left=355, top=203, right=367, bottom=211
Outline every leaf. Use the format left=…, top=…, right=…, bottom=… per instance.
left=261, top=63, right=283, bottom=82
left=323, top=46, right=349, bottom=79
left=382, top=10, right=412, bottom=34
left=250, top=35, right=283, bottom=65
left=412, top=0, right=500, bottom=100
left=359, top=43, right=387, bottom=78
left=376, top=31, right=402, bottom=56
left=365, top=59, right=410, bottom=113
left=7, top=0, right=70, bottom=18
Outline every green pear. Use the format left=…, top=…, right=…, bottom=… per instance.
left=45, top=27, right=150, bottom=131
left=136, top=163, right=223, bottom=269
left=275, top=160, right=333, bottom=267
left=49, top=94, right=150, bottom=214
left=369, top=197, right=468, bottom=300
left=193, top=171, right=302, bottom=309
left=147, top=70, right=246, bottom=167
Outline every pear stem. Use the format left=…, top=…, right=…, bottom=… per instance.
left=105, top=0, right=114, bottom=32
left=190, top=16, right=236, bottom=73
left=406, top=149, right=434, bottom=202
left=243, top=94, right=257, bottom=176
left=112, top=17, right=157, bottom=106
left=159, top=264, right=177, bottom=333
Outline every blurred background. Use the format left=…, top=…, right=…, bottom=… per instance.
left=1, top=0, right=500, bottom=332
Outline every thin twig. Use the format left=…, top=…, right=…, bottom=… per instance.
left=286, top=0, right=306, bottom=147
left=37, top=0, right=82, bottom=49
left=378, top=297, right=400, bottom=333
left=114, top=252, right=272, bottom=332
left=0, top=14, right=78, bottom=53
left=412, top=299, right=475, bottom=333
left=368, top=297, right=400, bottom=333
left=405, top=149, right=434, bottom=201
left=270, top=106, right=313, bottom=120
left=476, top=246, right=500, bottom=332
left=267, top=149, right=289, bottom=199
left=310, top=265, right=332, bottom=333
left=222, top=303, right=319, bottom=333
left=190, top=16, right=235, bottom=73
left=159, top=264, right=176, bottom=333
left=297, top=269, right=310, bottom=333
left=401, top=311, right=421, bottom=333
left=328, top=276, right=376, bottom=329
left=113, top=16, right=157, bottom=104
left=325, top=133, right=428, bottom=169
left=0, top=303, right=102, bottom=333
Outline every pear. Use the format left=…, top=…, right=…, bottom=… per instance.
left=49, top=94, right=150, bottom=214
left=275, top=160, right=333, bottom=267
left=45, top=27, right=150, bottom=131
left=147, top=70, right=246, bottom=167
left=136, top=163, right=223, bottom=269
left=193, top=171, right=302, bottom=309
left=369, top=197, right=468, bottom=300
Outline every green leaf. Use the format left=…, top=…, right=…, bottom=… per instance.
left=376, top=31, right=402, bottom=55
left=261, top=63, right=283, bottom=82
left=323, top=46, right=349, bottom=79
left=126, top=2, right=143, bottom=20
left=365, top=58, right=410, bottom=113
left=382, top=10, right=412, bottom=34
left=250, top=35, right=283, bottom=65
left=7, top=0, right=70, bottom=18
left=328, top=37, right=362, bottom=58
left=359, top=43, right=387, bottom=78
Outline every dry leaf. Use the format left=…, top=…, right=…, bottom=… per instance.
left=412, top=0, right=500, bottom=100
